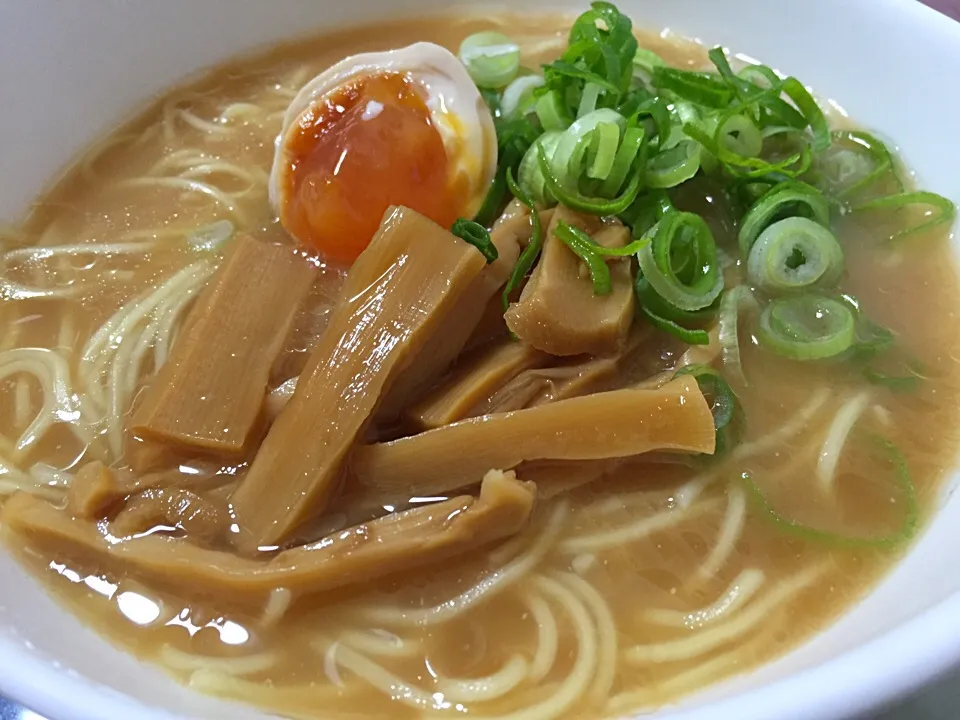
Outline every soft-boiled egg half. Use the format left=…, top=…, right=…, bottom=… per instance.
left=269, top=42, right=497, bottom=263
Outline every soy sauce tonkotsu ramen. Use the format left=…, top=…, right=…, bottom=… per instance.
left=1, top=4, right=958, bottom=719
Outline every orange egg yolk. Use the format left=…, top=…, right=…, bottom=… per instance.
left=280, top=72, right=468, bottom=263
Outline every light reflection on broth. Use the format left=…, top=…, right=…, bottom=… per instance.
left=1, top=11, right=959, bottom=720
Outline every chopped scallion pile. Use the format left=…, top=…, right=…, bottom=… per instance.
left=462, top=0, right=954, bottom=377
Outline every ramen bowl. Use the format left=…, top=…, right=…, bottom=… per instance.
left=0, top=0, right=959, bottom=719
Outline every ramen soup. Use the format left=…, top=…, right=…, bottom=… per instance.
left=1, top=4, right=958, bottom=719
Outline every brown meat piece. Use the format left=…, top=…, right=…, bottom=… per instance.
left=505, top=206, right=634, bottom=356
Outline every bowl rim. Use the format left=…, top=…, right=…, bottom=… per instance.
left=2, top=1, right=960, bottom=719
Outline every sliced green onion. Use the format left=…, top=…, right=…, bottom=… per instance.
left=619, top=189, right=673, bottom=236
left=738, top=64, right=781, bottom=89
left=636, top=273, right=714, bottom=322
left=553, top=220, right=612, bottom=295
left=780, top=77, right=830, bottom=152
left=544, top=59, right=620, bottom=95
left=818, top=130, right=900, bottom=198
left=707, top=46, right=748, bottom=98
left=577, top=82, right=604, bottom=118
left=760, top=97, right=809, bottom=131
left=459, top=32, right=521, bottom=89
left=742, top=436, right=918, bottom=549
left=863, top=369, right=921, bottom=392
left=473, top=116, right=540, bottom=227
left=642, top=306, right=710, bottom=345
left=451, top=219, right=498, bottom=263
left=847, top=314, right=924, bottom=392
left=851, top=191, right=956, bottom=241
left=680, top=82, right=807, bottom=175
left=682, top=119, right=758, bottom=173
left=645, top=139, right=702, bottom=188
left=718, top=113, right=763, bottom=158
left=758, top=294, right=855, bottom=360
left=675, top=364, right=741, bottom=454
left=551, top=109, right=626, bottom=181
left=718, top=286, right=757, bottom=386
left=500, top=75, right=545, bottom=119
left=738, top=180, right=831, bottom=256
left=652, top=66, right=734, bottom=108
left=637, top=210, right=724, bottom=312
left=600, top=126, right=645, bottom=197
left=517, top=131, right=563, bottom=207
left=762, top=125, right=804, bottom=140
left=502, top=169, right=543, bottom=310
left=479, top=87, right=501, bottom=115
left=739, top=145, right=812, bottom=180
left=637, top=97, right=673, bottom=148
left=536, top=90, right=572, bottom=131
left=542, top=2, right=637, bottom=121
left=586, top=121, right=621, bottom=179
left=850, top=315, right=896, bottom=361
left=747, top=217, right=844, bottom=293
left=736, top=64, right=810, bottom=131
left=633, top=47, right=667, bottom=76
left=671, top=101, right=706, bottom=135
left=537, top=141, right=642, bottom=216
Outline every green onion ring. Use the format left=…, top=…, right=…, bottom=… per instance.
left=500, top=75, right=545, bottom=120
left=718, top=286, right=757, bottom=386
left=738, top=180, right=831, bottom=256
left=535, top=90, right=571, bottom=132
left=644, top=139, right=702, bottom=189
left=502, top=169, right=544, bottom=311
left=536, top=142, right=642, bottom=216
left=819, top=130, right=900, bottom=198
left=518, top=131, right=563, bottom=207
left=851, top=191, right=956, bottom=241
left=742, top=435, right=918, bottom=549
left=553, top=220, right=612, bottom=295
left=642, top=306, right=711, bottom=346
left=747, top=217, right=845, bottom=293
left=451, top=219, right=498, bottom=263
left=757, top=294, right=855, bottom=360
left=718, top=113, right=763, bottom=158
left=675, top=364, right=741, bottom=454
left=637, top=210, right=724, bottom=311
left=458, top=31, right=521, bottom=89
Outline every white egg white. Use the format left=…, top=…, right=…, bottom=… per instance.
left=269, top=42, right=497, bottom=223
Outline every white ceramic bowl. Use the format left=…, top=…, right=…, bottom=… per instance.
left=1, top=1, right=959, bottom=719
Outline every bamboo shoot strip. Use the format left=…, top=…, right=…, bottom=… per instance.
left=229, top=208, right=486, bottom=551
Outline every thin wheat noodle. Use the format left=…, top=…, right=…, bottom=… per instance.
left=624, top=563, right=827, bottom=664
left=465, top=574, right=597, bottom=720
left=338, top=628, right=422, bottom=659
left=560, top=498, right=721, bottom=554
left=332, top=644, right=440, bottom=712
left=519, top=588, right=559, bottom=684
left=696, top=485, right=747, bottom=581
left=645, top=568, right=766, bottom=629
left=355, top=501, right=568, bottom=628
left=159, top=644, right=278, bottom=676
left=554, top=571, right=617, bottom=706
left=435, top=653, right=529, bottom=703
left=817, top=390, right=872, bottom=493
